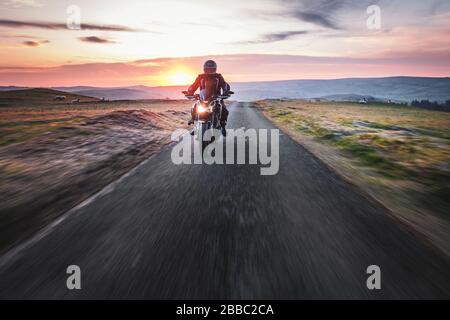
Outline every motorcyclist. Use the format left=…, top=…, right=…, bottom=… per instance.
left=186, top=60, right=231, bottom=136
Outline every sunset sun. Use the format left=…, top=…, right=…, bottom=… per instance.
left=167, top=72, right=192, bottom=86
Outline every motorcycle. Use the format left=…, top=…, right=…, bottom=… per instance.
left=182, top=90, right=234, bottom=150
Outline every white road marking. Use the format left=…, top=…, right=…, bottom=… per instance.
left=0, top=142, right=177, bottom=270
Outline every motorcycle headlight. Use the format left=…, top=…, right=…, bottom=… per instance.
left=198, top=105, right=207, bottom=113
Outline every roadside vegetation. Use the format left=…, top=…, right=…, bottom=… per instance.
left=256, top=99, right=450, bottom=256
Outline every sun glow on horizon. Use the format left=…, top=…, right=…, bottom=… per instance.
left=165, top=71, right=194, bottom=86
left=0, top=0, right=449, bottom=86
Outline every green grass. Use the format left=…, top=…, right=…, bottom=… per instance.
left=273, top=109, right=292, bottom=117
left=307, top=124, right=336, bottom=140
left=55, top=127, right=94, bottom=139
left=0, top=126, right=60, bottom=147
left=270, top=108, right=413, bottom=179
left=329, top=137, right=410, bottom=178
left=0, top=124, right=96, bottom=146
left=414, top=127, right=450, bottom=140
left=290, top=120, right=410, bottom=178
left=0, top=116, right=85, bottom=128
left=364, top=122, right=397, bottom=130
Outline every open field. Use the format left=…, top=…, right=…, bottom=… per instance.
left=256, top=100, right=450, bottom=256
left=0, top=88, right=99, bottom=108
left=0, top=99, right=191, bottom=253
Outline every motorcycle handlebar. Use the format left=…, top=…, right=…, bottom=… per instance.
left=182, top=91, right=234, bottom=100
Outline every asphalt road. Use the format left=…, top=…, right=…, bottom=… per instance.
left=0, top=102, right=449, bottom=299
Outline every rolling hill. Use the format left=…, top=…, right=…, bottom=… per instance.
left=228, top=77, right=450, bottom=102
left=2, top=77, right=449, bottom=103
left=59, top=77, right=450, bottom=102
left=53, top=85, right=186, bottom=100
left=0, top=88, right=99, bottom=107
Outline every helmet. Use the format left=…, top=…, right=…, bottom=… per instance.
left=203, top=60, right=217, bottom=74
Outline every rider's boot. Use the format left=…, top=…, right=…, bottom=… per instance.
left=188, top=116, right=194, bottom=135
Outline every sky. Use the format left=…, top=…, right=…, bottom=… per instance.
left=0, top=0, right=449, bottom=86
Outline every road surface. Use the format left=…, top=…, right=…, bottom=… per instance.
left=0, top=102, right=449, bottom=299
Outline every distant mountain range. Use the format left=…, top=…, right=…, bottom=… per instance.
left=227, top=77, right=450, bottom=102
left=1, top=77, right=449, bottom=103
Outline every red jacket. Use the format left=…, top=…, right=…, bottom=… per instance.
left=187, top=73, right=230, bottom=99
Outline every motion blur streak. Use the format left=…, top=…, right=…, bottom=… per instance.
left=0, top=103, right=449, bottom=299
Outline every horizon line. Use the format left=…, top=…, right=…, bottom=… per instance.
left=2, top=75, right=449, bottom=89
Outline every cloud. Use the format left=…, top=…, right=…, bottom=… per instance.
left=238, top=31, right=309, bottom=44
left=282, top=0, right=350, bottom=29
left=21, top=39, right=49, bottom=47
left=273, top=0, right=381, bottom=30
left=0, top=19, right=138, bottom=32
left=22, top=40, right=40, bottom=47
left=79, top=36, right=116, bottom=44
left=2, top=0, right=44, bottom=7
left=291, top=11, right=338, bottom=29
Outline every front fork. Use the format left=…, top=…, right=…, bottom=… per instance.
left=213, top=101, right=223, bottom=129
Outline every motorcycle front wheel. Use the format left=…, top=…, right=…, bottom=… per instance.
left=196, top=121, right=211, bottom=151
